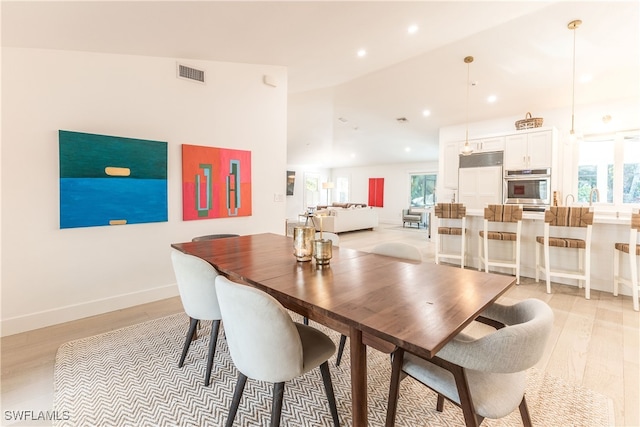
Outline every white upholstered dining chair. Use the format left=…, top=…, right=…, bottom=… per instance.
left=215, top=276, right=340, bottom=427
left=334, top=242, right=422, bottom=367
left=385, top=298, right=554, bottom=427
left=170, top=249, right=223, bottom=386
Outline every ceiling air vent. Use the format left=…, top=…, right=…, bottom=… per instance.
left=177, top=63, right=206, bottom=84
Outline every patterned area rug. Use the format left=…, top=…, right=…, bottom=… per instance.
left=53, top=313, right=614, bottom=426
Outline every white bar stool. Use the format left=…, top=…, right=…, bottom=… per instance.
left=613, top=211, right=640, bottom=311
left=434, top=203, right=467, bottom=268
left=535, top=206, right=594, bottom=298
left=478, top=204, right=523, bottom=284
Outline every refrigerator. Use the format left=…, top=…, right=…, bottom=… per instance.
left=458, top=151, right=503, bottom=210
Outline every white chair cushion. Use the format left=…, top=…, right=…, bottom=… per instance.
left=403, top=353, right=526, bottom=419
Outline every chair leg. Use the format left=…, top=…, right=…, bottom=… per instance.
left=578, top=248, right=585, bottom=289
left=319, top=361, right=341, bottom=427
left=460, top=234, right=466, bottom=269
left=270, top=382, right=285, bottom=427
left=335, top=334, right=347, bottom=367
left=519, top=396, right=533, bottom=427
left=226, top=372, right=247, bottom=427
left=436, top=394, right=445, bottom=412
left=385, top=348, right=405, bottom=427
left=477, top=234, right=482, bottom=271
left=613, top=248, right=620, bottom=296
left=448, top=363, right=479, bottom=427
left=179, top=317, right=199, bottom=368
left=631, top=251, right=639, bottom=312
left=544, top=243, right=551, bottom=294
left=535, top=242, right=540, bottom=283
left=584, top=246, right=591, bottom=300
left=483, top=236, right=489, bottom=274
left=204, top=319, right=221, bottom=386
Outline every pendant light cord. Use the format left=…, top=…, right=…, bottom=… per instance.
left=571, top=24, right=576, bottom=134
left=568, top=19, right=581, bottom=136
left=466, top=60, right=470, bottom=143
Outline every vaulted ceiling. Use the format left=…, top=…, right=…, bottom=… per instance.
left=3, top=1, right=639, bottom=167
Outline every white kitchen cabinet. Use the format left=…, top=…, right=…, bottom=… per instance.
left=467, top=136, right=505, bottom=153
left=504, top=129, right=553, bottom=170
left=442, top=137, right=504, bottom=190
left=442, top=141, right=460, bottom=189
left=458, top=166, right=503, bottom=210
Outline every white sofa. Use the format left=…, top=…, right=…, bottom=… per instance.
left=312, top=206, right=379, bottom=233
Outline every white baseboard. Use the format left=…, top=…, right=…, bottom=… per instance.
left=0, top=284, right=180, bottom=337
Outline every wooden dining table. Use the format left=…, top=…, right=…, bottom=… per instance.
left=171, top=233, right=515, bottom=426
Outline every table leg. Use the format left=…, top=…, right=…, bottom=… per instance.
left=350, top=326, right=367, bottom=426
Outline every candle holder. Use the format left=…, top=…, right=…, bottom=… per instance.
left=293, top=225, right=315, bottom=261
left=313, top=239, right=332, bottom=266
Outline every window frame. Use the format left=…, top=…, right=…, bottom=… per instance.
left=572, top=129, right=639, bottom=209
left=409, top=172, right=437, bottom=209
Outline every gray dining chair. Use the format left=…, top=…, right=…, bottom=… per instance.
left=385, top=298, right=554, bottom=427
left=335, top=242, right=422, bottom=367
left=215, top=276, right=340, bottom=427
left=170, top=249, right=222, bottom=386
left=191, top=233, right=240, bottom=242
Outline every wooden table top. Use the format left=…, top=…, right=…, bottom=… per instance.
left=171, top=233, right=515, bottom=359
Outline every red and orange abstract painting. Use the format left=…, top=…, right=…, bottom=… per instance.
left=182, top=144, right=252, bottom=220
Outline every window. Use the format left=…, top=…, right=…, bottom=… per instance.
left=622, top=134, right=640, bottom=203
left=576, top=130, right=639, bottom=206
left=304, top=173, right=320, bottom=208
left=335, top=176, right=349, bottom=203
left=410, top=174, right=437, bottom=207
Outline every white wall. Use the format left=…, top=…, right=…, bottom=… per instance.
left=1, top=48, right=288, bottom=336
left=331, top=161, right=439, bottom=224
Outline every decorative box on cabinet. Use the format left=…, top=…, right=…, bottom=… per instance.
left=504, top=129, right=553, bottom=170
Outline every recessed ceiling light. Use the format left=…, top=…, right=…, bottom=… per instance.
left=405, top=147, right=411, bottom=152
left=579, top=74, right=592, bottom=83
left=407, top=25, right=419, bottom=34
left=422, top=109, right=431, bottom=117
left=487, top=95, right=497, bottom=103
left=350, top=153, right=356, bottom=158
left=357, top=49, right=367, bottom=58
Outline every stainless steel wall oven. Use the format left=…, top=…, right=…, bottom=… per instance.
left=503, top=168, right=551, bottom=211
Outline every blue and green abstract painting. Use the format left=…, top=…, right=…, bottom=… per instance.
left=59, top=130, right=168, bottom=229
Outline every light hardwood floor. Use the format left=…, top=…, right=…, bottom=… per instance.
left=2, top=226, right=638, bottom=426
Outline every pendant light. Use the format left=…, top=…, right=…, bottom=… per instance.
left=568, top=19, right=582, bottom=143
left=460, top=55, right=474, bottom=156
